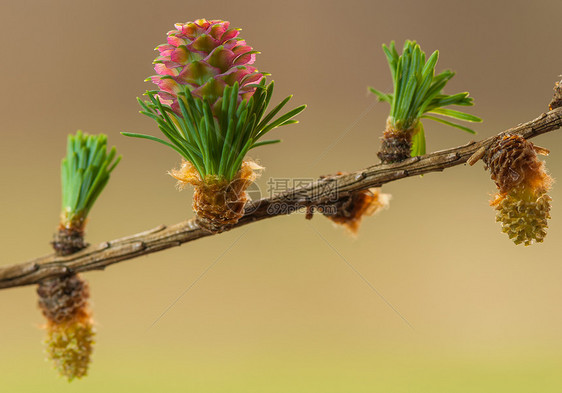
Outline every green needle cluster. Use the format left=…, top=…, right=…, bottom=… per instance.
left=123, top=80, right=306, bottom=181
left=369, top=40, right=482, bottom=156
left=61, top=131, right=121, bottom=228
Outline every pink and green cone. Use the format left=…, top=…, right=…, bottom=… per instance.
left=150, top=19, right=264, bottom=113
left=125, top=18, right=305, bottom=232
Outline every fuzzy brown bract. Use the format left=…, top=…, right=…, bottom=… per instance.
left=324, top=188, right=391, bottom=234
left=171, top=160, right=262, bottom=233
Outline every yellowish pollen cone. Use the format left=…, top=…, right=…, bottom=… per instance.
left=486, top=134, right=553, bottom=245
left=45, top=311, right=95, bottom=381
left=38, top=274, right=95, bottom=381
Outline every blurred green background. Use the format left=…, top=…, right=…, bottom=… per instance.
left=1, top=0, right=562, bottom=391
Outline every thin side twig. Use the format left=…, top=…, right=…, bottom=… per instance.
left=1, top=106, right=561, bottom=290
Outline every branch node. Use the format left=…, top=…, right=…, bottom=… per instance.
left=549, top=77, right=562, bottom=110
left=354, top=172, right=367, bottom=181
left=446, top=152, right=459, bottom=162
left=132, top=241, right=146, bottom=251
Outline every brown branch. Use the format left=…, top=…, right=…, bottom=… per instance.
left=1, top=106, right=561, bottom=290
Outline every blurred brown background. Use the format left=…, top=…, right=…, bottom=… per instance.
left=1, top=0, right=562, bottom=391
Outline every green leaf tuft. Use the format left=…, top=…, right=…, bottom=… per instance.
left=125, top=79, right=304, bottom=181
left=368, top=40, right=481, bottom=141
left=60, top=131, right=121, bottom=227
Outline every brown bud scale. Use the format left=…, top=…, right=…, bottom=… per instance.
left=484, top=134, right=549, bottom=194
left=37, top=274, right=90, bottom=325
left=170, top=160, right=262, bottom=233
left=52, top=226, right=87, bottom=256
left=377, top=129, right=412, bottom=164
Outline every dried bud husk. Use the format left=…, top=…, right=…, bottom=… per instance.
left=485, top=134, right=553, bottom=245
left=38, top=274, right=90, bottom=324
left=324, top=188, right=391, bottom=234
left=170, top=160, right=262, bottom=233
left=485, top=134, right=549, bottom=194
left=378, top=126, right=413, bottom=164
left=52, top=224, right=87, bottom=256
left=38, top=274, right=95, bottom=381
